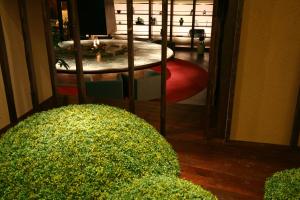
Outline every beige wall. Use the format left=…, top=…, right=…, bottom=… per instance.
left=231, top=0, right=300, bottom=145
left=0, top=66, right=10, bottom=129
left=0, top=0, right=52, bottom=123
left=0, top=0, right=33, bottom=118
left=27, top=0, right=52, bottom=102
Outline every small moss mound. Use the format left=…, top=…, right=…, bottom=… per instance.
left=264, top=168, right=300, bottom=200
left=0, top=105, right=179, bottom=199
left=110, top=175, right=217, bottom=200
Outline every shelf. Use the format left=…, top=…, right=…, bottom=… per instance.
left=116, top=12, right=212, bottom=17
left=150, top=13, right=212, bottom=16
left=114, top=1, right=213, bottom=48
left=115, top=2, right=213, bottom=6
left=117, top=24, right=212, bottom=27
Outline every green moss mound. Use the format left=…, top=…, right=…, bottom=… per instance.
left=110, top=175, right=217, bottom=200
left=264, top=168, right=300, bottom=200
left=0, top=105, right=179, bottom=199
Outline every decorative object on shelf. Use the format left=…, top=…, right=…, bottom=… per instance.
left=190, top=9, right=193, bottom=16
left=159, top=10, right=162, bottom=15
left=117, top=9, right=121, bottom=14
left=118, top=21, right=122, bottom=25
left=203, top=9, right=206, bottom=15
left=150, top=17, right=156, bottom=25
left=179, top=18, right=184, bottom=26
left=0, top=105, right=180, bottom=199
left=136, top=17, right=145, bottom=25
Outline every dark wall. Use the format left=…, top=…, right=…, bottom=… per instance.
left=77, top=0, right=107, bottom=35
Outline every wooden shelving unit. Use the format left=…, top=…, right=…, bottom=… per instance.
left=113, top=0, right=213, bottom=48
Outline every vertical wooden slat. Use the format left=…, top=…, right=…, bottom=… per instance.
left=69, top=0, right=86, bottom=104
left=127, top=0, right=135, bottom=113
left=67, top=0, right=73, bottom=39
left=148, top=0, right=152, bottom=40
left=57, top=0, right=64, bottom=41
left=0, top=17, right=17, bottom=123
left=41, top=0, right=58, bottom=103
left=223, top=0, right=244, bottom=141
left=205, top=0, right=220, bottom=138
left=290, top=88, right=300, bottom=148
left=169, top=0, right=174, bottom=42
left=18, top=0, right=39, bottom=110
left=160, top=0, right=168, bottom=136
left=190, top=0, right=197, bottom=49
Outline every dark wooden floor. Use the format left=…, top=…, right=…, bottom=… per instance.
left=56, top=51, right=300, bottom=200
left=60, top=98, right=300, bottom=200
left=135, top=101, right=300, bottom=200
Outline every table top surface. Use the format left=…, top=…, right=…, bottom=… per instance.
left=56, top=39, right=173, bottom=74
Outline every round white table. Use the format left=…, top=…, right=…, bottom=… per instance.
left=56, top=39, right=173, bottom=74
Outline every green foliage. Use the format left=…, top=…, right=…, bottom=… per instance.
left=264, top=168, right=300, bottom=200
left=110, top=175, right=217, bottom=200
left=55, top=57, right=70, bottom=69
left=0, top=105, right=179, bottom=199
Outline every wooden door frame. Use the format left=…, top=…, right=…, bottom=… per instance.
left=290, top=88, right=300, bottom=148
left=206, top=0, right=244, bottom=140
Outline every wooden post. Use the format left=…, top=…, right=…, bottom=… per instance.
left=148, top=0, right=152, bottom=40
left=41, top=0, right=58, bottom=103
left=170, top=0, right=174, bottom=42
left=127, top=0, right=135, bottom=113
left=69, top=0, right=86, bottom=104
left=0, top=17, right=17, bottom=123
left=18, top=0, right=39, bottom=110
left=190, top=0, right=197, bottom=49
left=67, top=0, right=73, bottom=39
left=205, top=0, right=220, bottom=138
left=57, top=0, right=64, bottom=40
left=160, top=0, right=168, bottom=136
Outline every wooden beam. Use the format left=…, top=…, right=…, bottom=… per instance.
left=290, top=88, right=300, bottom=148
left=41, top=0, right=58, bottom=103
left=69, top=0, right=86, bottom=103
left=160, top=0, right=168, bottom=136
left=57, top=0, right=64, bottom=40
left=148, top=0, right=152, bottom=40
left=169, top=0, right=174, bottom=42
left=205, top=0, right=221, bottom=138
left=127, top=0, right=135, bottom=113
left=67, top=0, right=73, bottom=39
left=18, top=0, right=39, bottom=110
left=190, top=0, right=197, bottom=49
left=0, top=17, right=17, bottom=123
